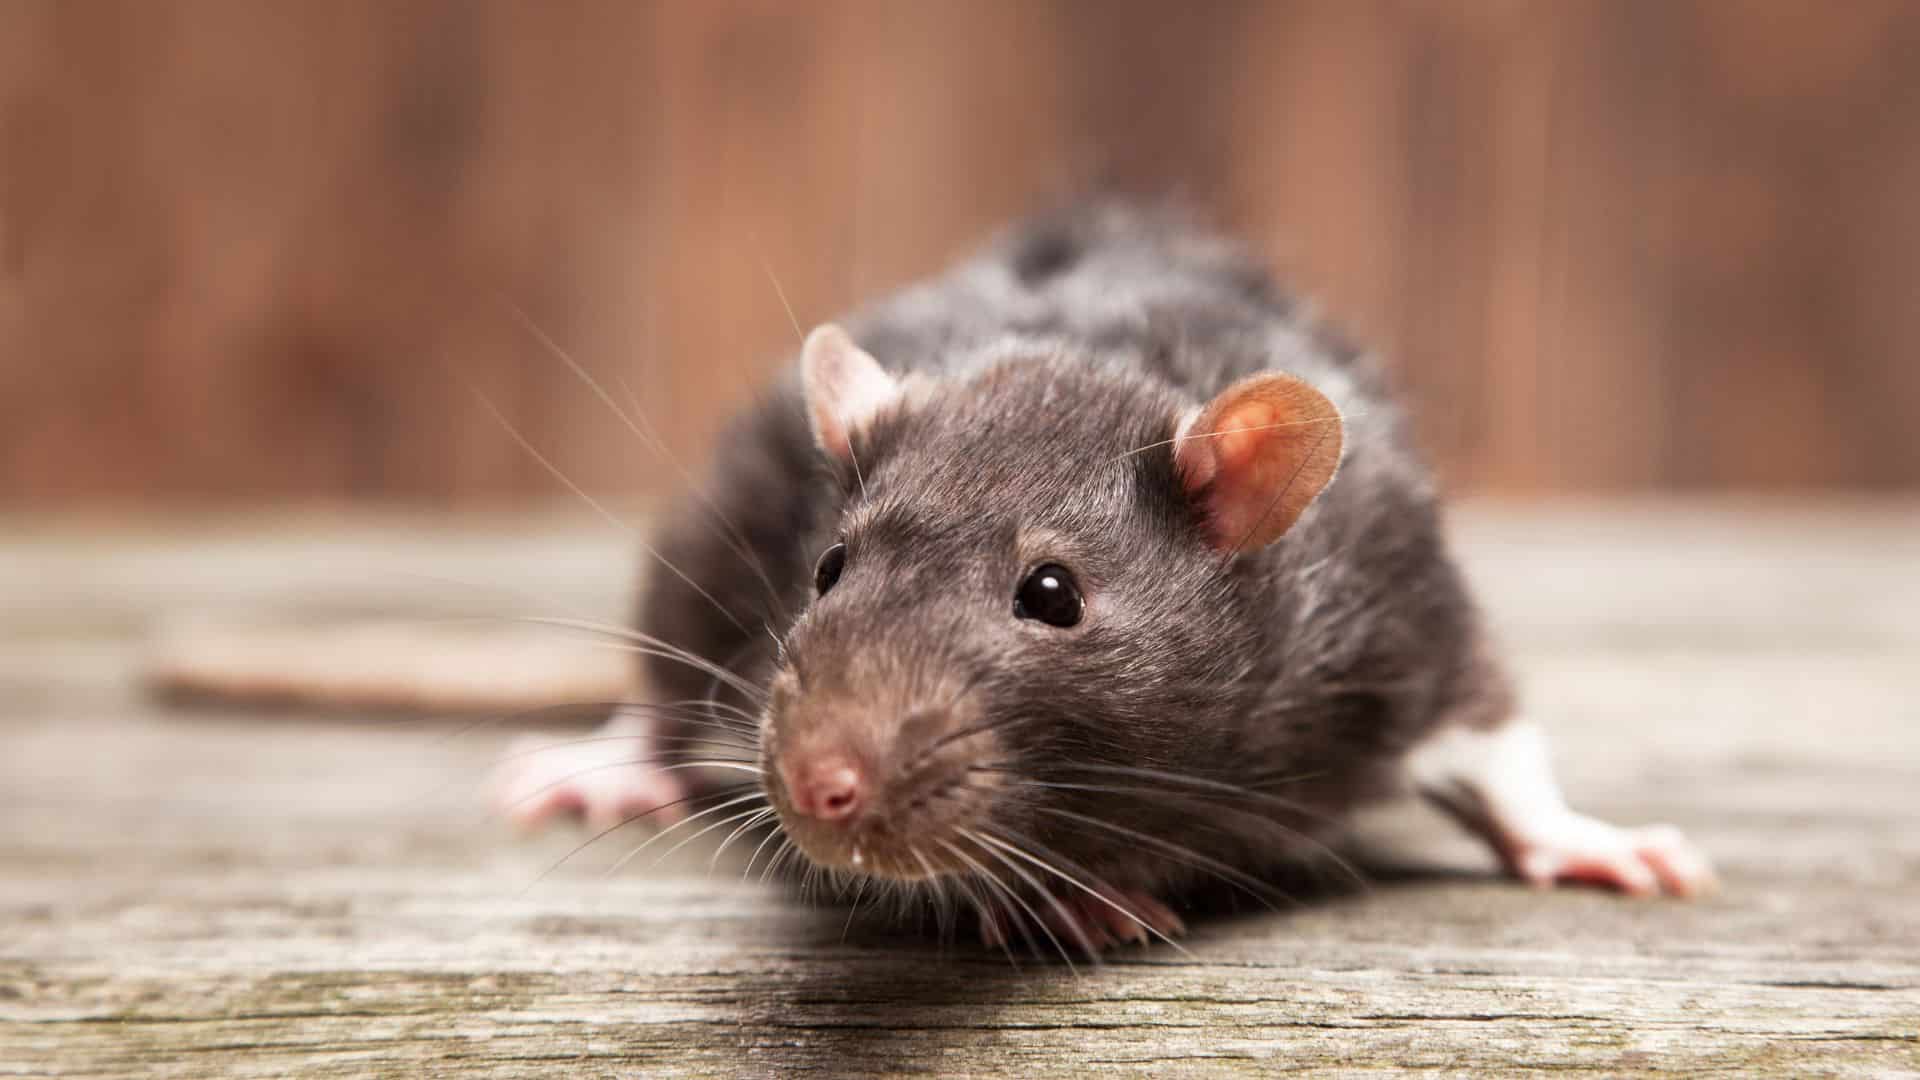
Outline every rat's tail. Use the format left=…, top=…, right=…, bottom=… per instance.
left=145, top=616, right=630, bottom=716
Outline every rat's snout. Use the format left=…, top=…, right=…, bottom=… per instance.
left=765, top=663, right=1010, bottom=880
left=781, top=751, right=868, bottom=824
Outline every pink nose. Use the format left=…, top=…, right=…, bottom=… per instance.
left=785, top=756, right=866, bottom=823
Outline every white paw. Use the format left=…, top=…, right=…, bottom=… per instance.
left=492, top=733, right=689, bottom=834
left=1505, top=814, right=1716, bottom=898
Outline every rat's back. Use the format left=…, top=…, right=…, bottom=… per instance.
left=847, top=202, right=1369, bottom=398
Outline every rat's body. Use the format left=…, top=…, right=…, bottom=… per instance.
left=502, top=204, right=1711, bottom=949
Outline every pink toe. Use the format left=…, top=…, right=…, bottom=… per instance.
left=1635, top=827, right=1716, bottom=897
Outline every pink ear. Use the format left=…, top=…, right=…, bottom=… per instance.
left=1173, top=372, right=1343, bottom=552
left=800, top=324, right=899, bottom=463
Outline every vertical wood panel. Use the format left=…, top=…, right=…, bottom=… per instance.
left=0, top=0, right=1914, bottom=502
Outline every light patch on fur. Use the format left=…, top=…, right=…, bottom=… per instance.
left=1408, top=722, right=1569, bottom=826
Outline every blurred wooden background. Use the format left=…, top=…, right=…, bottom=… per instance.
left=2, top=0, right=1916, bottom=504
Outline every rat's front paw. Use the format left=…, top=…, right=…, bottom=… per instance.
left=979, top=887, right=1186, bottom=956
left=1504, top=813, right=1716, bottom=898
left=493, top=734, right=689, bottom=834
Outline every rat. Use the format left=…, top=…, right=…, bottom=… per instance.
left=497, top=202, right=1714, bottom=953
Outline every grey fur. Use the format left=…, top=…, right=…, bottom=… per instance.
left=637, top=202, right=1509, bottom=907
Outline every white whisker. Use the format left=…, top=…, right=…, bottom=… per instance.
left=519, top=782, right=758, bottom=893
left=504, top=302, right=794, bottom=626
left=966, top=827, right=1189, bottom=957
left=711, top=807, right=779, bottom=871
left=604, top=790, right=771, bottom=876
left=957, top=831, right=1096, bottom=965
left=470, top=387, right=752, bottom=636
left=1109, top=411, right=1356, bottom=463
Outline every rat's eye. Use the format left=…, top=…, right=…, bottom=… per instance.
left=1014, top=564, right=1082, bottom=627
left=814, top=543, right=847, bottom=595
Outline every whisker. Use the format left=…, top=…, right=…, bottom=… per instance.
left=956, top=831, right=1095, bottom=966
left=1109, top=411, right=1356, bottom=463
left=1032, top=764, right=1365, bottom=888
left=743, top=817, right=791, bottom=883
left=470, top=387, right=752, bottom=637
left=939, top=838, right=1057, bottom=969
left=604, top=791, right=771, bottom=876
left=487, top=732, right=755, bottom=769
left=800, top=855, right=824, bottom=905
left=757, top=249, right=806, bottom=347
left=1227, top=420, right=1337, bottom=560
left=848, top=448, right=870, bottom=503
left=1028, top=805, right=1294, bottom=912
left=518, top=782, right=757, bottom=893
left=750, top=244, right=883, bottom=504
left=633, top=800, right=776, bottom=876
left=955, top=871, right=1019, bottom=969
left=760, top=835, right=803, bottom=886
left=967, top=827, right=1191, bottom=957
left=700, top=635, right=776, bottom=717
left=602, top=713, right=761, bottom=741
left=1016, top=762, right=1341, bottom=826
left=606, top=693, right=764, bottom=728
left=404, top=731, right=756, bottom=813
left=492, top=758, right=761, bottom=823
left=334, top=569, right=754, bottom=741
left=900, top=710, right=1034, bottom=778
left=841, top=876, right=870, bottom=941
left=509, top=615, right=768, bottom=703
left=908, top=844, right=956, bottom=944
left=617, top=375, right=794, bottom=626
left=427, top=699, right=632, bottom=747
left=710, top=807, right=779, bottom=871
left=997, top=774, right=1350, bottom=879
left=504, top=302, right=793, bottom=627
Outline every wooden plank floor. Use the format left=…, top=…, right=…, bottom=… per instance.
left=3, top=503, right=1917, bottom=1077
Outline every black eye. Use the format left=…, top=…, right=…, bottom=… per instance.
left=1014, top=564, right=1082, bottom=627
left=814, top=543, right=847, bottom=595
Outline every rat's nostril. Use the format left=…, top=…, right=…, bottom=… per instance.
left=788, top=758, right=865, bottom=823
left=810, top=763, right=863, bottom=821
left=819, top=779, right=857, bottom=816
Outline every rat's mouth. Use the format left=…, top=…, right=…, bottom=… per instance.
left=772, top=799, right=979, bottom=881
left=766, top=761, right=1001, bottom=883
left=775, top=810, right=967, bottom=880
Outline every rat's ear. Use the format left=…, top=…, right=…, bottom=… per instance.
left=1173, top=372, right=1344, bottom=552
left=800, top=323, right=899, bottom=463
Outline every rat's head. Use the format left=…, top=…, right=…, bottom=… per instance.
left=760, top=324, right=1343, bottom=883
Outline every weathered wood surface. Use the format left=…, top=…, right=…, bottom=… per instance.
left=2, top=503, right=1917, bottom=1077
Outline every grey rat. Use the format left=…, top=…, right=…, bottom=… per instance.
left=499, top=202, right=1713, bottom=951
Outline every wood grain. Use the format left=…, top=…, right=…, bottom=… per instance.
left=2, top=2, right=1917, bottom=503
left=2, top=503, right=1916, bottom=1076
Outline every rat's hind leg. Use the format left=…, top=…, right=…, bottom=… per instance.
left=1407, top=720, right=1716, bottom=897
